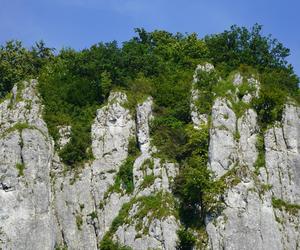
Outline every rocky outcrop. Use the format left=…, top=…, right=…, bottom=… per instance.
left=109, top=96, right=179, bottom=249
left=1, top=64, right=300, bottom=250
left=0, top=80, right=56, bottom=250
left=190, top=63, right=214, bottom=127
left=57, top=125, right=71, bottom=149
left=205, top=104, right=300, bottom=249
left=209, top=97, right=237, bottom=177
left=192, top=66, right=300, bottom=250
left=260, top=104, right=300, bottom=203
left=53, top=91, right=136, bottom=249
left=52, top=90, right=178, bottom=249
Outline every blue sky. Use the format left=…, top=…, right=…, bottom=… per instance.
left=1, top=0, right=299, bottom=75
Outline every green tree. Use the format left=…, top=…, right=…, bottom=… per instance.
left=100, top=71, right=112, bottom=99
left=205, top=24, right=291, bottom=74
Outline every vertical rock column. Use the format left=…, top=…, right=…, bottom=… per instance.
left=0, top=80, right=56, bottom=250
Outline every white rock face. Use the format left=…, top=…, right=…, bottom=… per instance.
left=136, top=96, right=153, bottom=154
left=91, top=91, right=135, bottom=201
left=112, top=97, right=179, bottom=249
left=190, top=63, right=215, bottom=128
left=0, top=80, right=48, bottom=135
left=194, top=68, right=300, bottom=250
left=260, top=105, right=300, bottom=203
left=206, top=105, right=300, bottom=249
left=92, top=91, right=135, bottom=163
left=0, top=80, right=56, bottom=250
left=1, top=70, right=300, bottom=250
left=53, top=91, right=136, bottom=248
left=0, top=85, right=137, bottom=249
left=57, top=125, right=71, bottom=149
left=209, top=98, right=237, bottom=177
left=53, top=167, right=98, bottom=250
left=206, top=181, right=284, bottom=250
left=52, top=92, right=179, bottom=250
left=237, top=108, right=259, bottom=169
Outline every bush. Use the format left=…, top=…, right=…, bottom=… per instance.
left=99, top=235, right=132, bottom=250
left=16, top=163, right=25, bottom=176
left=0, top=40, right=54, bottom=97
left=172, top=126, right=224, bottom=227
left=107, top=137, right=140, bottom=194
left=177, top=228, right=196, bottom=250
left=252, top=85, right=286, bottom=128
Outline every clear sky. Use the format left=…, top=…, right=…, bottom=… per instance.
left=1, top=0, right=299, bottom=75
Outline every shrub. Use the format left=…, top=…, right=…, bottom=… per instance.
left=252, top=85, right=286, bottom=128
left=16, top=163, right=25, bottom=176
left=106, top=137, right=140, bottom=195
left=177, top=228, right=196, bottom=250
left=272, top=197, right=300, bottom=215
left=99, top=235, right=132, bottom=250
left=141, top=174, right=155, bottom=188
left=76, top=215, right=83, bottom=230
left=173, top=126, right=224, bottom=227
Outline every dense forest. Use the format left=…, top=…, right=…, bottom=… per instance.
left=0, top=24, right=299, bottom=249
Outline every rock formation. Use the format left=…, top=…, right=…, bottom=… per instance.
left=1, top=64, right=300, bottom=249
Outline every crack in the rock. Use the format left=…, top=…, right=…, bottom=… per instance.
left=90, top=167, right=100, bottom=241
left=19, top=131, right=24, bottom=165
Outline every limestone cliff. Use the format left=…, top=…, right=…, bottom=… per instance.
left=0, top=64, right=300, bottom=249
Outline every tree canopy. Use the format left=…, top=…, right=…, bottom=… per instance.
left=0, top=24, right=298, bottom=167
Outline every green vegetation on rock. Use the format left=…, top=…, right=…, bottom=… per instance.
left=16, top=163, right=25, bottom=177
left=1, top=25, right=300, bottom=247
left=99, top=191, right=176, bottom=248
left=99, top=235, right=132, bottom=250
left=105, top=137, right=140, bottom=196
left=272, top=198, right=300, bottom=215
left=1, top=25, right=298, bottom=168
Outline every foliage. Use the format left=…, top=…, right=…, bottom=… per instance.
left=252, top=68, right=299, bottom=128
left=76, top=215, right=83, bottom=230
left=99, top=235, right=132, bottom=250
left=173, top=126, right=224, bottom=228
left=194, top=68, right=219, bottom=114
left=0, top=40, right=54, bottom=97
left=272, top=197, right=300, bottom=215
left=123, top=73, right=154, bottom=114
left=114, top=157, right=135, bottom=193
left=16, top=163, right=25, bottom=177
left=141, top=174, right=155, bottom=188
left=205, top=24, right=291, bottom=74
left=107, top=138, right=140, bottom=194
left=150, top=117, right=186, bottom=161
left=133, top=192, right=177, bottom=223
left=38, top=55, right=101, bottom=166
left=55, top=245, right=68, bottom=250
left=254, top=133, right=266, bottom=175
left=2, top=25, right=298, bottom=167
left=204, top=24, right=299, bottom=126
left=177, top=228, right=196, bottom=250
left=88, top=211, right=98, bottom=220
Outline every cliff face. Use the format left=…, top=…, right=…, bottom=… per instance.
left=0, top=65, right=300, bottom=250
